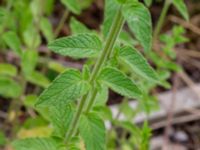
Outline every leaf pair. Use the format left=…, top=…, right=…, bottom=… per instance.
left=98, top=44, right=159, bottom=100
left=39, top=32, right=158, bottom=107
left=36, top=62, right=150, bottom=108
left=103, top=0, right=152, bottom=52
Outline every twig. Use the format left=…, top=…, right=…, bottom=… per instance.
left=178, top=71, right=200, bottom=100
left=176, top=48, right=200, bottom=59
left=151, top=113, right=200, bottom=130
left=162, top=73, right=179, bottom=150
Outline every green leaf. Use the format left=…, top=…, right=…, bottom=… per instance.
left=82, top=65, right=90, bottom=80
left=40, top=17, right=54, bottom=42
left=27, top=71, right=50, bottom=88
left=119, top=46, right=158, bottom=82
left=102, top=0, right=120, bottom=38
left=22, top=116, right=48, bottom=129
left=48, top=61, right=66, bottom=73
left=12, top=138, right=63, bottom=150
left=79, top=113, right=106, bottom=150
left=61, top=0, right=81, bottom=14
left=21, top=50, right=38, bottom=76
left=144, top=0, right=152, bottom=7
left=93, top=105, right=112, bottom=120
left=24, top=95, right=51, bottom=121
left=118, top=30, right=138, bottom=46
left=0, top=131, right=6, bottom=146
left=0, top=7, right=6, bottom=25
left=35, top=69, right=90, bottom=107
left=172, top=0, right=189, bottom=21
left=0, top=63, right=17, bottom=77
left=98, top=67, right=142, bottom=99
left=120, top=100, right=136, bottom=119
left=70, top=17, right=90, bottom=35
left=0, top=76, right=22, bottom=98
left=24, top=94, right=38, bottom=108
left=2, top=31, right=22, bottom=56
left=122, top=2, right=152, bottom=52
left=78, top=0, right=93, bottom=9
left=116, top=0, right=127, bottom=4
left=139, top=121, right=151, bottom=150
left=23, top=25, right=41, bottom=49
left=50, top=104, right=74, bottom=137
left=43, top=0, right=55, bottom=15
left=48, top=33, right=102, bottom=58
left=30, top=0, right=42, bottom=22
left=94, top=86, right=109, bottom=106
left=68, top=136, right=84, bottom=150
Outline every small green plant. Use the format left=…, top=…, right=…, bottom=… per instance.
left=0, top=0, right=189, bottom=149
left=12, top=0, right=159, bottom=149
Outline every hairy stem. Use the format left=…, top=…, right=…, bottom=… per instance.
left=85, top=10, right=124, bottom=113
left=153, top=0, right=171, bottom=42
left=65, top=7, right=124, bottom=143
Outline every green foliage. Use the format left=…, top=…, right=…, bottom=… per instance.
left=23, top=25, right=41, bottom=49
left=48, top=34, right=102, bottom=58
left=0, top=8, right=6, bottom=25
left=21, top=50, right=38, bottom=76
left=2, top=31, right=22, bottom=56
left=122, top=1, right=152, bottom=52
left=26, top=71, right=50, bottom=88
left=102, top=0, right=119, bottom=38
left=70, top=17, right=90, bottom=34
left=0, top=131, right=6, bottom=146
left=139, top=122, right=151, bottom=150
left=0, top=0, right=190, bottom=149
left=144, top=0, right=152, bottom=7
left=94, top=86, right=109, bottom=106
left=68, top=136, right=84, bottom=150
left=36, top=69, right=90, bottom=107
left=43, top=0, right=55, bottom=15
left=61, top=0, right=81, bottom=14
left=50, top=104, right=74, bottom=137
left=79, top=113, right=106, bottom=150
left=160, top=25, right=188, bottom=59
left=119, top=46, right=158, bottom=82
left=0, top=63, right=17, bottom=77
left=172, top=0, right=189, bottom=21
left=116, top=0, right=127, bottom=4
left=118, top=31, right=138, bottom=46
left=98, top=67, right=142, bottom=99
left=0, top=76, right=22, bottom=98
left=12, top=138, right=64, bottom=150
left=40, top=18, right=54, bottom=42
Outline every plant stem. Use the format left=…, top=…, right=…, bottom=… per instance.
left=153, top=0, right=171, bottom=43
left=55, top=10, right=69, bottom=37
left=84, top=7, right=125, bottom=114
left=65, top=7, right=124, bottom=143
left=6, top=72, right=27, bottom=139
